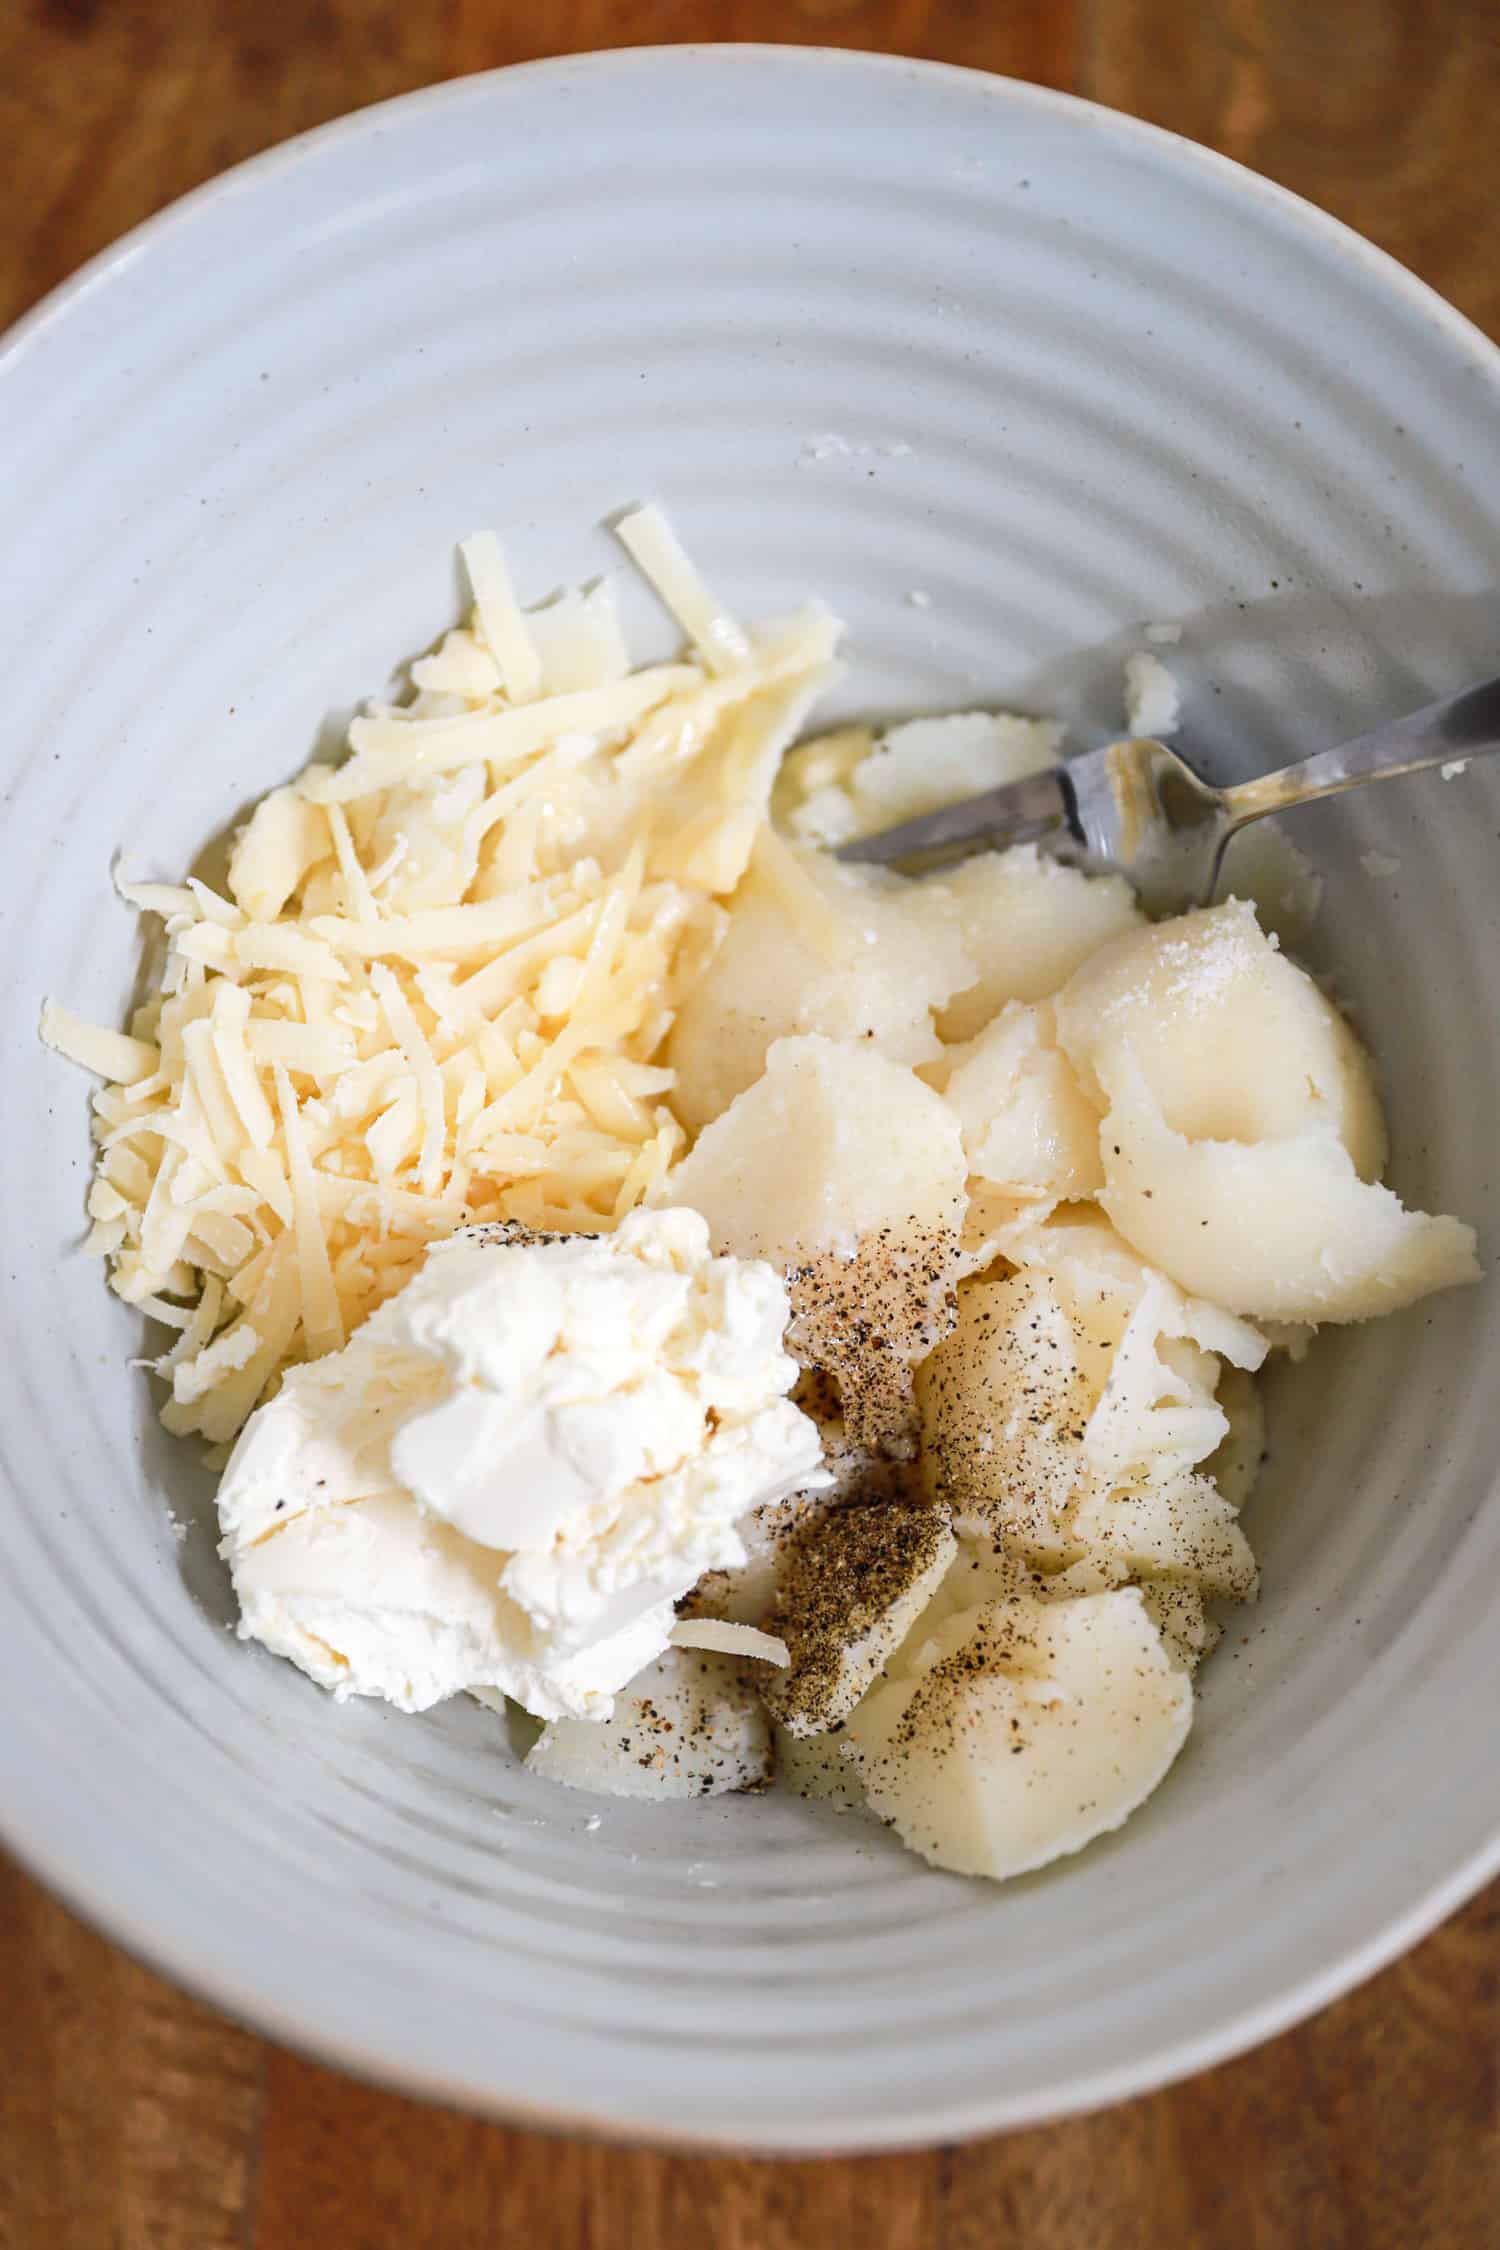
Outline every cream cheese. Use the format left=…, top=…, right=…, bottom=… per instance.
left=216, top=1208, right=826, bottom=1719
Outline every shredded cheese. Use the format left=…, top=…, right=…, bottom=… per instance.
left=613, top=505, right=751, bottom=675
left=271, top=1067, right=345, bottom=1360
left=44, top=511, right=843, bottom=1441
left=41, top=1002, right=159, bottom=1086
left=460, top=531, right=543, bottom=704
left=668, top=1620, right=791, bottom=1666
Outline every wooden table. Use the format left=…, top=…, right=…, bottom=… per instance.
left=2, top=3, right=1497, bottom=2242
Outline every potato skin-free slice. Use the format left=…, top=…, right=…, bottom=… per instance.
left=669, top=1034, right=966, bottom=1455
left=525, top=1648, right=772, bottom=1801
left=844, top=1589, right=1191, bottom=1879
left=666, top=844, right=972, bottom=1134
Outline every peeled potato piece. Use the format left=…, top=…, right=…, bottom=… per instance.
left=991, top=1206, right=1267, bottom=1380
left=937, top=846, right=1142, bottom=1044
left=669, top=1034, right=965, bottom=1260
left=844, top=1589, right=1192, bottom=1880
left=920, top=1246, right=1264, bottom=1596
left=1138, top=1578, right=1218, bottom=1672
left=883, top=1537, right=1040, bottom=1674
left=899, top=1538, right=1221, bottom=1680
left=666, top=835, right=973, bottom=1133
left=935, top=1001, right=1103, bottom=1204
left=763, top=1499, right=957, bottom=1736
left=845, top=711, right=1063, bottom=835
left=775, top=1724, right=865, bottom=1810
left=1048, top=899, right=1477, bottom=1322
left=669, top=1035, right=966, bottom=1454
left=1095, top=1051, right=1478, bottom=1322
left=954, top=1186, right=1060, bottom=1282
left=918, top=1270, right=1090, bottom=1567
left=1069, top=1469, right=1258, bottom=1600
left=775, top=710, right=1061, bottom=848
left=1054, top=897, right=1386, bottom=1174
left=772, top=724, right=876, bottom=845
left=1205, top=1365, right=1266, bottom=1512
left=525, top=1648, right=772, bottom=1801
left=1080, top=1274, right=1235, bottom=1491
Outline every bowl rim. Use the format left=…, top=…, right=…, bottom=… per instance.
left=4, top=45, right=1499, bottom=2152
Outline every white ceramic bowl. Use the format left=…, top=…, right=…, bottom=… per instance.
left=4, top=49, right=1499, bottom=2152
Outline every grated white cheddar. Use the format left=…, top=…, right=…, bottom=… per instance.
left=45, top=513, right=843, bottom=1441
left=40, top=1002, right=159, bottom=1086
left=668, top=1619, right=791, bottom=1666
left=460, top=531, right=543, bottom=706
left=613, top=505, right=751, bottom=676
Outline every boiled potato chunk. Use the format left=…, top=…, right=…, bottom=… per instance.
left=901, top=1542, right=1220, bottom=1679
left=936, top=1001, right=1103, bottom=1203
left=1138, top=1578, right=1218, bottom=1672
left=954, top=1185, right=1060, bottom=1281
left=669, top=1036, right=966, bottom=1455
left=918, top=1271, right=1089, bottom=1566
left=936, top=846, right=1142, bottom=1044
left=1069, top=1470, right=1258, bottom=1600
left=1079, top=1274, right=1233, bottom=1490
left=775, top=1725, right=866, bottom=1811
left=1094, top=1053, right=1478, bottom=1322
left=1205, top=1365, right=1266, bottom=1511
left=1038, top=906, right=1478, bottom=1322
left=763, top=1499, right=957, bottom=1736
left=677, top=1485, right=839, bottom=1629
left=666, top=835, right=973, bottom=1133
left=669, top=1033, right=965, bottom=1262
left=844, top=711, right=1063, bottom=835
left=774, top=724, right=875, bottom=812
left=996, top=1206, right=1267, bottom=1382
left=844, top=1589, right=1192, bottom=1879
left=774, top=709, right=1060, bottom=847
left=525, top=1648, right=772, bottom=1800
left=1054, top=897, right=1386, bottom=1174
left=883, top=1536, right=1041, bottom=1675
left=919, top=1250, right=1263, bottom=1590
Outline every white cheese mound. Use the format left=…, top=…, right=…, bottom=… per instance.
left=217, top=1208, right=825, bottom=1719
left=43, top=518, right=844, bottom=1441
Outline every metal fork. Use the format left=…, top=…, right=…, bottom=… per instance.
left=835, top=674, right=1500, bottom=914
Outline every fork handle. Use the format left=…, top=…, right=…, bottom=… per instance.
left=1221, top=673, right=1500, bottom=827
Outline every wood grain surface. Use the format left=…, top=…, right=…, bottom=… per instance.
left=2, top=3, right=1498, bottom=2244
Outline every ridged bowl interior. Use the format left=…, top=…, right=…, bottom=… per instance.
left=3, top=50, right=1499, bottom=2150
